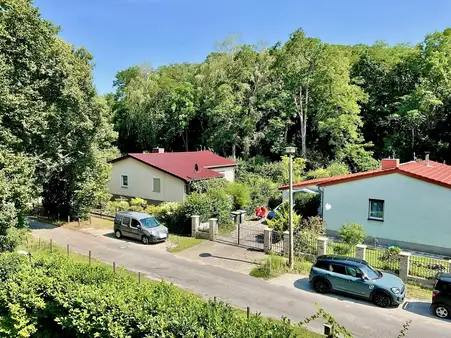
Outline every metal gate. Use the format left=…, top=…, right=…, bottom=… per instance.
left=216, top=222, right=265, bottom=251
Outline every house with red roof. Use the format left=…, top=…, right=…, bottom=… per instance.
left=108, top=148, right=238, bottom=204
left=279, top=155, right=451, bottom=255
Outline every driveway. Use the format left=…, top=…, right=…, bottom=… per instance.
left=29, top=219, right=451, bottom=338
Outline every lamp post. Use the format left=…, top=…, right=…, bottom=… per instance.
left=285, top=146, right=296, bottom=269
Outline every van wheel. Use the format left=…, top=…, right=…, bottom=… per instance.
left=142, top=236, right=149, bottom=245
left=313, top=278, right=330, bottom=294
left=114, top=230, right=122, bottom=239
left=373, top=292, right=391, bottom=308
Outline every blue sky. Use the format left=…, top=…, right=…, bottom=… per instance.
left=35, top=0, right=451, bottom=95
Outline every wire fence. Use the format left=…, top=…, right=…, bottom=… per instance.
left=410, top=255, right=449, bottom=279
left=327, top=240, right=356, bottom=258
left=365, top=248, right=400, bottom=275
left=271, top=230, right=284, bottom=255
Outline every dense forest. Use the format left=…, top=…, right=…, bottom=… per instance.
left=108, top=28, right=451, bottom=173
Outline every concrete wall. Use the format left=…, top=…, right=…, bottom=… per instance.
left=210, top=166, right=236, bottom=182
left=323, top=173, right=451, bottom=254
left=109, top=157, right=186, bottom=203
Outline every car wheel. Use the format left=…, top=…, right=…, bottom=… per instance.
left=114, top=230, right=122, bottom=239
left=313, top=278, right=330, bottom=294
left=373, top=292, right=391, bottom=308
left=142, top=236, right=149, bottom=245
left=432, top=304, right=450, bottom=318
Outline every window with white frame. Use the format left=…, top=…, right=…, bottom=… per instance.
left=153, top=178, right=161, bottom=193
left=369, top=199, right=384, bottom=221
left=121, top=175, right=128, bottom=188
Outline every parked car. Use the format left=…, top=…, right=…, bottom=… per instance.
left=431, top=272, right=451, bottom=319
left=309, top=255, right=406, bottom=308
left=266, top=204, right=281, bottom=220
left=114, top=211, right=168, bottom=244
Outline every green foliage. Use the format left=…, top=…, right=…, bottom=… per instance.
left=184, top=192, right=212, bottom=222
left=301, top=304, right=353, bottom=338
left=105, top=198, right=130, bottom=214
left=129, top=197, right=147, bottom=211
left=226, top=182, right=251, bottom=209
left=306, top=161, right=350, bottom=179
left=293, top=217, right=325, bottom=256
left=266, top=201, right=301, bottom=232
left=294, top=193, right=320, bottom=218
left=379, top=246, right=402, bottom=263
left=154, top=202, right=187, bottom=234
left=339, top=223, right=366, bottom=246
left=0, top=251, right=301, bottom=337
left=189, top=178, right=229, bottom=194
left=250, top=255, right=312, bottom=279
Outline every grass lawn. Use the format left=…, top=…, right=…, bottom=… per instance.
left=406, top=282, right=433, bottom=300
left=21, top=235, right=320, bottom=337
left=167, top=234, right=204, bottom=253
left=250, top=254, right=313, bottom=279
left=62, top=215, right=114, bottom=230
left=218, top=222, right=236, bottom=235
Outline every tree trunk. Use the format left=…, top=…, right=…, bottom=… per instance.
left=411, top=128, right=415, bottom=159
left=185, top=130, right=189, bottom=151
left=231, top=143, right=236, bottom=160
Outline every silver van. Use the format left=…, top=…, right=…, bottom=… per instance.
left=114, top=211, right=168, bottom=244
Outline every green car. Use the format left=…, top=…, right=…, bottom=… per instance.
left=309, top=255, right=406, bottom=307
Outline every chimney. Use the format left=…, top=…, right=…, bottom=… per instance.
left=425, top=152, right=430, bottom=166
left=152, top=147, right=164, bottom=154
left=381, top=159, right=399, bottom=170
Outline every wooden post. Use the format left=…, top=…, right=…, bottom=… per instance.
left=324, top=324, right=334, bottom=338
left=89, top=216, right=92, bottom=226
left=138, top=271, right=141, bottom=284
left=57, top=213, right=60, bottom=222
left=68, top=215, right=70, bottom=223
left=89, top=250, right=92, bottom=265
left=50, top=239, right=53, bottom=252
left=214, top=296, right=217, bottom=303
left=67, top=244, right=70, bottom=256
left=246, top=307, right=250, bottom=319
left=237, top=223, right=241, bottom=245
left=77, top=218, right=81, bottom=227
left=113, top=262, right=116, bottom=273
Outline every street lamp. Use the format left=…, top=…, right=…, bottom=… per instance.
left=285, top=146, right=296, bottom=269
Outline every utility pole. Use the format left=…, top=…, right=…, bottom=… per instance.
left=285, top=146, right=296, bottom=269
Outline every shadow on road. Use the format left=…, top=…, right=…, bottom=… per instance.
left=294, top=277, right=400, bottom=309
left=402, top=301, right=447, bottom=322
left=28, top=218, right=58, bottom=230
left=199, top=252, right=259, bottom=265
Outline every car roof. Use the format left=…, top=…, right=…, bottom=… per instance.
left=316, top=255, right=367, bottom=267
left=437, top=272, right=451, bottom=283
left=117, top=211, right=150, bottom=220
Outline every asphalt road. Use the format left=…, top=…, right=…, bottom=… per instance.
left=29, top=220, right=451, bottom=338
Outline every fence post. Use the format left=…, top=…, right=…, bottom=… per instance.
left=399, top=252, right=411, bottom=282
left=89, top=250, right=91, bottom=265
left=191, top=215, right=200, bottom=237
left=317, top=237, right=328, bottom=257
left=356, top=244, right=367, bottom=261
left=324, top=324, right=334, bottom=338
left=113, top=262, right=116, bottom=273
left=50, top=239, right=53, bottom=253
left=89, top=215, right=92, bottom=226
left=209, top=218, right=218, bottom=241
left=264, top=228, right=272, bottom=254
left=67, top=244, right=70, bottom=256
left=283, top=231, right=290, bottom=257
left=77, top=218, right=81, bottom=227
left=67, top=215, right=70, bottom=223
left=246, top=306, right=250, bottom=319
left=138, top=271, right=141, bottom=284
left=237, top=223, right=241, bottom=245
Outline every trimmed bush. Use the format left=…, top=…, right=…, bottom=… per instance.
left=0, top=251, right=299, bottom=337
left=267, top=201, right=301, bottom=232
left=189, top=178, right=229, bottom=194
left=129, top=197, right=147, bottom=211
left=226, top=182, right=251, bottom=210
left=339, top=223, right=366, bottom=246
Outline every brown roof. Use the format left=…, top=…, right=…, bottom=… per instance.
left=109, top=151, right=238, bottom=182
left=279, top=160, right=451, bottom=190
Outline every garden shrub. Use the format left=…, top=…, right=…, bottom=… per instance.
left=339, top=222, right=366, bottom=246
left=129, top=197, right=147, bottom=211
left=189, top=178, right=229, bottom=194
left=0, top=251, right=298, bottom=337
left=266, top=201, right=301, bottom=232
left=226, top=182, right=251, bottom=210
left=379, top=246, right=401, bottom=263
left=156, top=202, right=187, bottom=234
left=238, top=173, right=278, bottom=210
left=268, top=195, right=282, bottom=210
left=294, top=193, right=320, bottom=218
left=293, top=216, right=325, bottom=256
left=105, top=198, right=130, bottom=214
left=184, top=192, right=211, bottom=222
left=207, top=188, right=234, bottom=226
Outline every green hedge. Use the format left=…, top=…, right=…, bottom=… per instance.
left=0, top=251, right=300, bottom=337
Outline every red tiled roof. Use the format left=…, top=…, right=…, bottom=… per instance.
left=110, top=151, right=238, bottom=182
left=279, top=160, right=451, bottom=190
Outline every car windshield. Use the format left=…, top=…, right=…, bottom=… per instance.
left=360, top=264, right=382, bottom=280
left=140, top=217, right=160, bottom=228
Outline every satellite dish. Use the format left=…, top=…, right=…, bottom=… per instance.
left=194, top=164, right=199, bottom=172
left=325, top=203, right=332, bottom=211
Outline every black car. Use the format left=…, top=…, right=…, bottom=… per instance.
left=431, top=272, right=451, bottom=319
